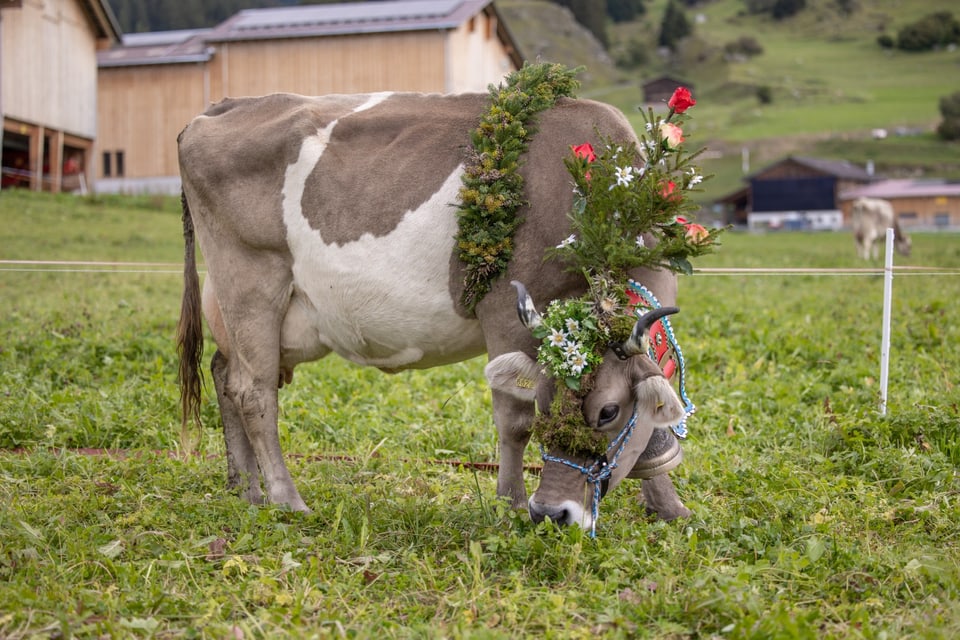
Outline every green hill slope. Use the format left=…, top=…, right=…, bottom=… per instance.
left=501, top=0, right=960, bottom=202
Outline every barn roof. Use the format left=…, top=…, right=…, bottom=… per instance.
left=207, top=0, right=499, bottom=41
left=80, top=0, right=122, bottom=43
left=748, top=156, right=877, bottom=182
left=97, top=0, right=522, bottom=69
left=98, top=29, right=213, bottom=67
left=839, top=178, right=960, bottom=201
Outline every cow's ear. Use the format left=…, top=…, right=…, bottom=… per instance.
left=485, top=352, right=545, bottom=403
left=633, top=374, right=686, bottom=430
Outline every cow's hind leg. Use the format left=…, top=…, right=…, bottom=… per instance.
left=212, top=349, right=264, bottom=505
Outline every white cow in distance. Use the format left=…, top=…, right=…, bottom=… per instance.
left=851, top=197, right=912, bottom=260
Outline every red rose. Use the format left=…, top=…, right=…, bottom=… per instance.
left=667, top=87, right=696, bottom=114
left=661, top=181, right=678, bottom=200
left=676, top=216, right=708, bottom=242
left=571, top=142, right=596, bottom=163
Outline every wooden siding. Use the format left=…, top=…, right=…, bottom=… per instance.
left=96, top=63, right=208, bottom=181
left=209, top=32, right=447, bottom=99
left=2, top=0, right=99, bottom=137
left=446, top=10, right=514, bottom=93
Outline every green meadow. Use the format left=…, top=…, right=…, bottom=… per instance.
left=1, top=190, right=958, bottom=638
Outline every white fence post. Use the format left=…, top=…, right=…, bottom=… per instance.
left=879, top=227, right=894, bottom=416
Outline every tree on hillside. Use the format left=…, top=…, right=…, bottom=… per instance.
left=936, top=91, right=960, bottom=141
left=743, top=0, right=806, bottom=20
left=552, top=0, right=609, bottom=47
left=658, top=0, right=691, bottom=51
left=607, top=0, right=646, bottom=24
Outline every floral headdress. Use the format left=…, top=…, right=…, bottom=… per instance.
left=529, top=84, right=722, bottom=454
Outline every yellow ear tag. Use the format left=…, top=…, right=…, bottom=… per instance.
left=516, top=376, right=536, bottom=389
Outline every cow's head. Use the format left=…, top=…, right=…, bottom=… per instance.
left=485, top=281, right=686, bottom=531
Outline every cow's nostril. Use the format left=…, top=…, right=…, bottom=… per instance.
left=529, top=502, right=569, bottom=525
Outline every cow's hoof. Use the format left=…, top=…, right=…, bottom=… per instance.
left=627, top=428, right=682, bottom=479
left=644, top=503, right=692, bottom=521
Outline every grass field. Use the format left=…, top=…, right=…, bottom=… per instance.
left=1, top=190, right=958, bottom=638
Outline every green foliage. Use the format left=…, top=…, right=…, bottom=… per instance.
left=456, top=62, right=581, bottom=312
left=606, top=0, right=646, bottom=23
left=896, top=11, right=960, bottom=52
left=936, top=90, right=960, bottom=141
left=658, top=0, right=692, bottom=50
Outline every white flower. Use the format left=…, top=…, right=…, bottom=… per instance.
left=562, top=341, right=581, bottom=358
left=687, top=168, right=703, bottom=186
left=566, top=351, right=587, bottom=375
left=614, top=165, right=635, bottom=187
left=548, top=328, right=566, bottom=347
left=556, top=234, right=576, bottom=249
left=564, top=318, right=580, bottom=333
left=636, top=235, right=645, bottom=248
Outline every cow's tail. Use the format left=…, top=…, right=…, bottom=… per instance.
left=177, top=190, right=204, bottom=450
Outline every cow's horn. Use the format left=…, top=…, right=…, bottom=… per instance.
left=613, top=306, right=679, bottom=360
left=511, top=281, right=543, bottom=330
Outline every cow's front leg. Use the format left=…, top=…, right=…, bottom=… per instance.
left=212, top=349, right=263, bottom=505
left=640, top=473, right=691, bottom=521
left=491, top=388, right=534, bottom=510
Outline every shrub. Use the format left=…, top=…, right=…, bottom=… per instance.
left=896, top=12, right=960, bottom=52
left=936, top=91, right=960, bottom=141
left=876, top=33, right=895, bottom=49
left=772, top=0, right=806, bottom=20
left=724, top=35, right=765, bottom=58
left=756, top=85, right=773, bottom=104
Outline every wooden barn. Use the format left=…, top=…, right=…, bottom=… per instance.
left=714, top=156, right=878, bottom=230
left=96, top=0, right=524, bottom=194
left=641, top=74, right=693, bottom=107
left=1, top=0, right=120, bottom=192
left=840, top=179, right=960, bottom=229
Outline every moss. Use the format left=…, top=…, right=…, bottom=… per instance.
left=531, top=379, right=607, bottom=457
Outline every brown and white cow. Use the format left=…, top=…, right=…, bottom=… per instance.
left=852, top=196, right=911, bottom=260
left=177, top=91, right=691, bottom=530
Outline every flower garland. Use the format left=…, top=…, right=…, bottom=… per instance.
left=456, top=62, right=581, bottom=313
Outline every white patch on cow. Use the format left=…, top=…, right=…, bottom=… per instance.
left=279, top=98, right=484, bottom=371
left=529, top=496, right=592, bottom=530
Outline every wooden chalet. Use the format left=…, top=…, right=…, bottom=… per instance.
left=714, top=156, right=878, bottom=230
left=96, top=0, right=524, bottom=194
left=641, top=74, right=693, bottom=107
left=1, top=0, right=120, bottom=192
left=840, top=179, right=960, bottom=229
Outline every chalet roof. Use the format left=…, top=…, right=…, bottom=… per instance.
left=207, top=0, right=502, bottom=41
left=98, top=29, right=213, bottom=67
left=80, top=0, right=122, bottom=42
left=749, top=156, right=876, bottom=182
left=839, top=178, right=960, bottom=201
left=97, top=0, right=522, bottom=69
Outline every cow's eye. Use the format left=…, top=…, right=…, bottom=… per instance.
left=598, top=404, right=619, bottom=427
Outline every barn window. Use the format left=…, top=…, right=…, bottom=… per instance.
left=116, top=151, right=125, bottom=178
left=102, top=152, right=112, bottom=177
left=935, top=212, right=949, bottom=227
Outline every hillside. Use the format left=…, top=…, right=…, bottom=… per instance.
left=502, top=0, right=960, bottom=202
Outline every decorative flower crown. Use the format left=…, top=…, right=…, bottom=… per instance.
left=535, top=85, right=721, bottom=391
